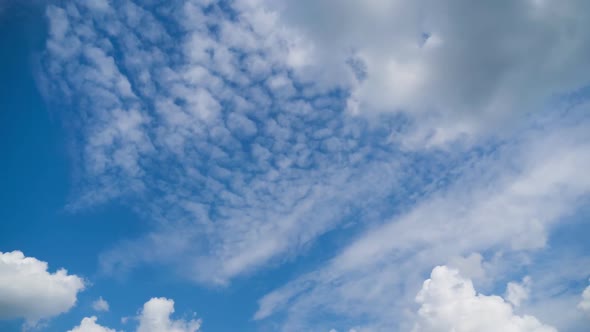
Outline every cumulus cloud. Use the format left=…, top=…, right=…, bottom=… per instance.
left=0, top=250, right=85, bottom=324
left=579, top=281, right=590, bottom=313
left=70, top=297, right=200, bottom=332
left=68, top=316, right=116, bottom=332
left=92, top=297, right=110, bottom=312
left=137, top=298, right=201, bottom=332
left=413, top=266, right=556, bottom=332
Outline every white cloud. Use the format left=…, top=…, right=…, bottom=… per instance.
left=255, top=113, right=590, bottom=330
left=92, top=297, right=110, bottom=312
left=413, top=266, right=556, bottom=332
left=506, top=276, right=532, bottom=307
left=447, top=253, right=486, bottom=282
left=39, top=1, right=590, bottom=330
left=0, top=251, right=85, bottom=324
left=137, top=298, right=201, bottom=332
left=70, top=297, right=200, bottom=332
left=334, top=122, right=590, bottom=272
left=41, top=0, right=590, bottom=292
left=44, top=0, right=407, bottom=286
left=68, top=316, right=116, bottom=332
left=579, top=281, right=590, bottom=313
left=79, top=0, right=110, bottom=12
left=492, top=253, right=590, bottom=332
left=264, top=0, right=590, bottom=147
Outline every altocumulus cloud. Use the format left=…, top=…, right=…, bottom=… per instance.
left=0, top=251, right=85, bottom=325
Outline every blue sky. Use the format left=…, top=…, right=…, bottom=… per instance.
left=1, top=1, right=590, bottom=332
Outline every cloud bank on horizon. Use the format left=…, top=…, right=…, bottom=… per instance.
left=2, top=0, right=590, bottom=331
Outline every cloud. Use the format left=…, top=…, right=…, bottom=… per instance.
left=447, top=253, right=486, bottom=282
left=137, top=298, right=201, bottom=332
left=92, top=297, right=110, bottom=312
left=263, top=0, right=590, bottom=147
left=70, top=297, right=200, bottom=332
left=43, top=0, right=422, bottom=285
left=488, top=251, right=590, bottom=332
left=330, top=117, right=590, bottom=271
left=0, top=250, right=85, bottom=325
left=41, top=0, right=590, bottom=291
left=68, top=316, right=116, bottom=332
left=255, top=111, right=590, bottom=331
left=506, top=277, right=532, bottom=307
left=39, top=1, right=590, bottom=330
left=579, top=281, right=590, bottom=313
left=413, top=266, right=556, bottom=332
